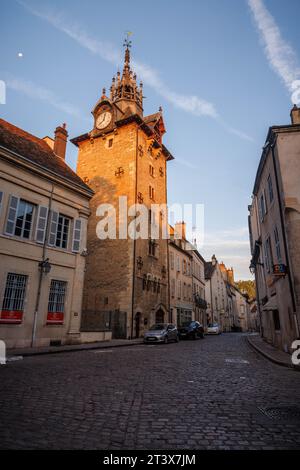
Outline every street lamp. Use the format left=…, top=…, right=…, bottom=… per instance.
left=38, top=258, right=52, bottom=274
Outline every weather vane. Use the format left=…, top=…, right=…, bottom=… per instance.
left=123, top=31, right=133, bottom=49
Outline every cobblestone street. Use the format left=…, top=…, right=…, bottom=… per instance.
left=0, top=333, right=300, bottom=450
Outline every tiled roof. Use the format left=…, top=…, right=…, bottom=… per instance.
left=0, top=118, right=92, bottom=194
left=143, top=112, right=161, bottom=124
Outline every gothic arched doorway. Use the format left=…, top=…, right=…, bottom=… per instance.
left=135, top=312, right=141, bottom=338
left=155, top=308, right=165, bottom=324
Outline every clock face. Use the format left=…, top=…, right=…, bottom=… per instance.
left=96, top=111, right=112, bottom=130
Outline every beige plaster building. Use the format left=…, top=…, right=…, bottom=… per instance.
left=0, top=119, right=93, bottom=348
left=205, top=255, right=228, bottom=331
left=73, top=42, right=173, bottom=339
left=191, top=249, right=207, bottom=327
left=249, top=106, right=300, bottom=352
left=169, top=223, right=193, bottom=326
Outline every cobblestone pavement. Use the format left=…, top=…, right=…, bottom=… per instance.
left=0, top=333, right=300, bottom=450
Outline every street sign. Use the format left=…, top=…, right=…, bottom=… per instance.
left=273, top=264, right=287, bottom=276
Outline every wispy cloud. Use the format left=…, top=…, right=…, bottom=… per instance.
left=248, top=0, right=300, bottom=92
left=18, top=1, right=253, bottom=141
left=6, top=76, right=88, bottom=121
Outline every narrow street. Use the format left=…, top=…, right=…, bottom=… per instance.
left=0, top=333, right=300, bottom=450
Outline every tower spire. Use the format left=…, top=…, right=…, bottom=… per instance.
left=109, top=34, right=143, bottom=116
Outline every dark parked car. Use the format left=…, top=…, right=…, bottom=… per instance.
left=143, top=323, right=179, bottom=344
left=178, top=321, right=204, bottom=340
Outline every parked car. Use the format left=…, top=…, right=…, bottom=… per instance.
left=178, top=321, right=204, bottom=340
left=206, top=323, right=221, bottom=335
left=143, top=323, right=179, bottom=344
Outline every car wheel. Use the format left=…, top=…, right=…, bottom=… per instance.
left=164, top=336, right=168, bottom=344
left=193, top=332, right=197, bottom=340
left=175, top=334, right=179, bottom=343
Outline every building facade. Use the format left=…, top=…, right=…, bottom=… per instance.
left=205, top=255, right=228, bottom=331
left=73, top=42, right=174, bottom=339
left=249, top=106, right=300, bottom=352
left=191, top=250, right=207, bottom=327
left=169, top=223, right=193, bottom=326
left=0, top=119, right=93, bottom=348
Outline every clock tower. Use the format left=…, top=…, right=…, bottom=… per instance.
left=72, top=39, right=174, bottom=339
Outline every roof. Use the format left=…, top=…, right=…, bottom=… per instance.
left=143, top=112, right=161, bottom=125
left=253, top=123, right=300, bottom=195
left=71, top=112, right=174, bottom=160
left=0, top=118, right=93, bottom=195
left=204, top=261, right=215, bottom=279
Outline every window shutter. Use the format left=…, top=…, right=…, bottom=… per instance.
left=35, top=206, right=48, bottom=244
left=5, top=195, right=19, bottom=235
left=72, top=219, right=82, bottom=253
left=48, top=210, right=58, bottom=246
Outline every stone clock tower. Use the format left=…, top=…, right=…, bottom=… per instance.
left=72, top=40, right=174, bottom=339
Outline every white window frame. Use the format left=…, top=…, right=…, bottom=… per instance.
left=35, top=205, right=49, bottom=244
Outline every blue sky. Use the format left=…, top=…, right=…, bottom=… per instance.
left=1, top=0, right=300, bottom=279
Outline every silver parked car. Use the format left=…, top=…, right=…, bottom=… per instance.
left=206, top=322, right=221, bottom=335
left=143, top=323, right=179, bottom=344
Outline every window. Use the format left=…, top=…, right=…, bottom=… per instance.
left=149, top=164, right=155, bottom=177
left=5, top=196, right=34, bottom=239
left=35, top=206, right=48, bottom=244
left=108, top=138, right=113, bottom=148
left=267, top=174, right=274, bottom=203
left=171, top=278, right=175, bottom=298
left=1, top=273, right=27, bottom=323
left=47, top=280, right=67, bottom=324
left=259, top=193, right=266, bottom=221
left=274, top=226, right=282, bottom=263
left=273, top=309, right=281, bottom=331
left=49, top=211, right=70, bottom=249
left=148, top=239, right=156, bottom=257
left=176, top=256, right=180, bottom=272
left=264, top=236, right=273, bottom=273
left=0, top=191, right=3, bottom=214
left=170, top=252, right=174, bottom=270
left=149, top=185, right=155, bottom=200
left=72, top=219, right=82, bottom=252
left=56, top=215, right=70, bottom=249
left=177, top=280, right=181, bottom=299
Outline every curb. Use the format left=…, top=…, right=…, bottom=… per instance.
left=7, top=340, right=144, bottom=358
left=246, top=336, right=300, bottom=371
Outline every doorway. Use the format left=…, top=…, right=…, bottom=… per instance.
left=155, top=308, right=165, bottom=324
left=135, top=312, right=141, bottom=338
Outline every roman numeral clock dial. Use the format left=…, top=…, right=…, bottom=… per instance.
left=96, top=111, right=112, bottom=130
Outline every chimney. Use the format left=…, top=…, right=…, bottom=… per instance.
left=290, top=104, right=300, bottom=125
left=174, top=221, right=186, bottom=240
left=211, top=254, right=217, bottom=266
left=227, top=267, right=234, bottom=285
left=53, top=123, right=68, bottom=160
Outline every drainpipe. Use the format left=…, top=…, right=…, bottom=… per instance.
left=31, top=184, right=54, bottom=347
left=131, top=123, right=143, bottom=339
left=270, top=140, right=299, bottom=338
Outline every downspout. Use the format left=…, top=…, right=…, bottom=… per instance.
left=131, top=125, right=140, bottom=339
left=271, top=140, right=299, bottom=337
left=31, top=184, right=54, bottom=347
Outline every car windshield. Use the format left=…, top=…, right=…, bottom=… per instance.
left=208, top=323, right=219, bottom=327
left=149, top=324, right=167, bottom=330
left=181, top=321, right=192, bottom=327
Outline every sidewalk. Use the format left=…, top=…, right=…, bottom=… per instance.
left=247, top=333, right=300, bottom=370
left=7, top=338, right=144, bottom=358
